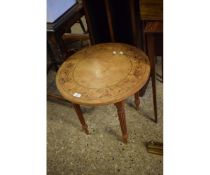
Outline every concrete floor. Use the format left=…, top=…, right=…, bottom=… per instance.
left=47, top=18, right=163, bottom=175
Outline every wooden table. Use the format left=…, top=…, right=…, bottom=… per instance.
left=139, top=0, right=163, bottom=122
left=56, top=43, right=150, bottom=143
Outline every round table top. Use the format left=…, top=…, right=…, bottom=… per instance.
left=56, top=43, right=150, bottom=106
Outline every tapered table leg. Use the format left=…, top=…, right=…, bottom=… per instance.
left=72, top=103, right=89, bottom=134
left=115, top=101, right=128, bottom=144
left=147, top=34, right=158, bottom=123
left=134, top=91, right=140, bottom=110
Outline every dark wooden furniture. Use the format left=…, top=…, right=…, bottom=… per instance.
left=47, top=1, right=85, bottom=68
left=140, top=0, right=163, bottom=59
left=140, top=0, right=163, bottom=123
left=82, top=0, right=143, bottom=48
left=140, top=0, right=163, bottom=21
left=56, top=43, right=150, bottom=143
left=47, top=1, right=89, bottom=103
left=144, top=21, right=163, bottom=123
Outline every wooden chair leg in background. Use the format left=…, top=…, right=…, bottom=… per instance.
left=115, top=101, right=128, bottom=144
left=134, top=91, right=140, bottom=110
left=147, top=34, right=158, bottom=123
left=72, top=103, right=89, bottom=134
left=143, top=21, right=163, bottom=123
left=139, top=78, right=150, bottom=97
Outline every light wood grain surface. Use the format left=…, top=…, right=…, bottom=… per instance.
left=56, top=43, right=150, bottom=106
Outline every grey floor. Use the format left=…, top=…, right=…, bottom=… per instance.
left=47, top=18, right=163, bottom=175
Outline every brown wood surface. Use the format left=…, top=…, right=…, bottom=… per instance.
left=139, top=0, right=163, bottom=122
left=140, top=0, right=163, bottom=20
left=143, top=21, right=163, bottom=122
left=56, top=43, right=150, bottom=106
left=73, top=103, right=89, bottom=134
left=62, top=33, right=89, bottom=42
left=144, top=21, right=163, bottom=33
left=146, top=34, right=158, bottom=123
left=115, top=101, right=128, bottom=144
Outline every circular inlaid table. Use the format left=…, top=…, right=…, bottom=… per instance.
left=56, top=43, right=150, bottom=143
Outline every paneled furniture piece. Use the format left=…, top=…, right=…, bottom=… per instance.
left=56, top=43, right=150, bottom=143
